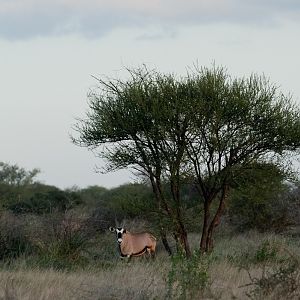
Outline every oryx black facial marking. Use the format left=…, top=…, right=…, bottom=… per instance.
left=115, top=227, right=126, bottom=244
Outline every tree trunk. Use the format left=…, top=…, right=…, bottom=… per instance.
left=200, top=199, right=211, bottom=252
left=205, top=185, right=229, bottom=252
left=160, top=229, right=172, bottom=256
left=171, top=177, right=191, bottom=257
left=173, top=232, right=180, bottom=252
left=150, top=173, right=189, bottom=255
left=179, top=227, right=191, bottom=257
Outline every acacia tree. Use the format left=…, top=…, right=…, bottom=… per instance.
left=73, top=65, right=300, bottom=255
left=73, top=68, right=194, bottom=256
left=186, top=66, right=300, bottom=252
left=0, top=162, right=40, bottom=187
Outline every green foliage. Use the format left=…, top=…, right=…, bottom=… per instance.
left=245, top=253, right=300, bottom=299
left=73, top=64, right=300, bottom=254
left=86, top=183, right=157, bottom=233
left=0, top=212, right=32, bottom=260
left=0, top=162, right=40, bottom=187
left=33, top=214, right=93, bottom=270
left=167, top=251, right=210, bottom=299
left=253, top=241, right=278, bottom=264
left=0, top=162, right=83, bottom=215
left=78, top=185, right=107, bottom=207
left=102, top=183, right=155, bottom=219
left=6, top=188, right=82, bottom=214
left=232, top=238, right=291, bottom=271
left=229, top=163, right=296, bottom=232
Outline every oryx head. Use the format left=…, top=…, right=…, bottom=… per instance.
left=109, top=227, right=127, bottom=244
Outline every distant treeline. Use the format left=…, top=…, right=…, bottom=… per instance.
left=1, top=161, right=300, bottom=232
left=0, top=161, right=300, bottom=268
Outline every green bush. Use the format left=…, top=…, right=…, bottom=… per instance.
left=167, top=251, right=210, bottom=299
left=0, top=212, right=32, bottom=260
left=228, top=163, right=296, bottom=233
left=90, top=183, right=158, bottom=232
left=33, top=214, right=93, bottom=270
left=245, top=255, right=300, bottom=299
left=7, top=189, right=82, bottom=214
left=254, top=241, right=278, bottom=264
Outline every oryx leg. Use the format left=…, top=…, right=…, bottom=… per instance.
left=145, top=246, right=155, bottom=259
left=126, top=254, right=132, bottom=262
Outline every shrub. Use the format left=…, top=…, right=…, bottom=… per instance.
left=245, top=256, right=300, bottom=299
left=167, top=251, right=210, bottom=299
left=233, top=238, right=282, bottom=269
left=253, top=240, right=278, bottom=264
left=33, top=214, right=93, bottom=269
left=7, top=189, right=82, bottom=215
left=0, top=212, right=32, bottom=260
left=228, top=164, right=299, bottom=233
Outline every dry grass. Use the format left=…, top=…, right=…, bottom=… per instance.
left=209, top=261, right=249, bottom=299
left=0, top=269, right=83, bottom=300
left=0, top=231, right=299, bottom=300
left=0, top=261, right=283, bottom=300
left=0, top=261, right=167, bottom=300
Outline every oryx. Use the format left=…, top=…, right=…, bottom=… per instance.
left=109, top=227, right=156, bottom=258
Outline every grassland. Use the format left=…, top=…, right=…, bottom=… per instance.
left=0, top=230, right=299, bottom=300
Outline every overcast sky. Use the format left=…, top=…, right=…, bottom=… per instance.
left=1, top=0, right=300, bottom=189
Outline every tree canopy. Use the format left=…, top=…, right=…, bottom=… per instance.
left=0, top=162, right=40, bottom=187
left=73, top=65, right=300, bottom=254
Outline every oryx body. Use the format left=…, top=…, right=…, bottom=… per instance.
left=109, top=227, right=156, bottom=258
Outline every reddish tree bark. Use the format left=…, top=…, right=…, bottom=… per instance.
left=200, top=185, right=230, bottom=252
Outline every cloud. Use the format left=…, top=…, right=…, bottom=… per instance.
left=0, top=0, right=299, bottom=40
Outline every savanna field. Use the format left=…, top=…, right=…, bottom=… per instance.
left=2, top=0, right=300, bottom=296
left=0, top=177, right=300, bottom=300
left=1, top=66, right=300, bottom=299
left=0, top=157, right=300, bottom=299
left=0, top=226, right=300, bottom=300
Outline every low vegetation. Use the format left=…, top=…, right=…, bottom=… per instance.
left=1, top=64, right=300, bottom=298
left=0, top=231, right=299, bottom=300
left=0, top=161, right=300, bottom=299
